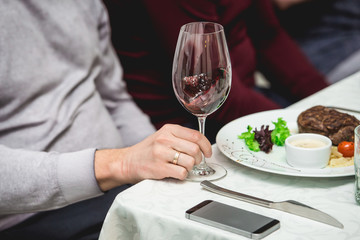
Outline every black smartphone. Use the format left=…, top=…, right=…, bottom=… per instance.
left=185, top=200, right=280, bottom=239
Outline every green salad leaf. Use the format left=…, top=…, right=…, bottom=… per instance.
left=238, top=117, right=290, bottom=153
left=270, top=117, right=290, bottom=146
left=238, top=125, right=260, bottom=152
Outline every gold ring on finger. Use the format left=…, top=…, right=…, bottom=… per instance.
left=173, top=151, right=180, bottom=165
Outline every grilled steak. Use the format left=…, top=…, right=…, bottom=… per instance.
left=297, top=105, right=360, bottom=145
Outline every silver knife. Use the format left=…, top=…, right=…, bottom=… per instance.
left=200, top=180, right=344, bottom=229
left=326, top=106, right=360, bottom=114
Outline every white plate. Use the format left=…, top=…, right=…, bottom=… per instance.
left=216, top=109, right=355, bottom=177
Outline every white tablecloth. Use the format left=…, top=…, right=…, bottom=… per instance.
left=99, top=71, right=360, bottom=240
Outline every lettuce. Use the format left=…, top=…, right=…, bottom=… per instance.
left=239, top=118, right=290, bottom=153
left=271, top=117, right=290, bottom=146
left=254, top=125, right=273, bottom=153
left=238, top=125, right=260, bottom=152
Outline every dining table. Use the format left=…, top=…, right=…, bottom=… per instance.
left=99, top=70, right=360, bottom=240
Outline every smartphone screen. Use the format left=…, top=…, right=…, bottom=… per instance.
left=185, top=200, right=280, bottom=239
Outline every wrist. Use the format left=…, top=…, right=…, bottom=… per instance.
left=94, top=148, right=133, bottom=191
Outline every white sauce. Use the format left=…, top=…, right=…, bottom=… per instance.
left=290, top=139, right=326, bottom=148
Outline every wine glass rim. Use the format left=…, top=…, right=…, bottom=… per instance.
left=180, top=22, right=224, bottom=35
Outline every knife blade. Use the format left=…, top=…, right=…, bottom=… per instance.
left=200, top=180, right=344, bottom=229
left=326, top=106, right=360, bottom=114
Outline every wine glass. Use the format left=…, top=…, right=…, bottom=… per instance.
left=172, top=22, right=232, bottom=181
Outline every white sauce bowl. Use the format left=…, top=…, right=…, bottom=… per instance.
left=285, top=133, right=332, bottom=169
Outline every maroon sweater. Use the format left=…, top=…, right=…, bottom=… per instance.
left=104, top=0, right=328, bottom=129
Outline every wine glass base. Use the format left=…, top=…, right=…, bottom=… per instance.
left=186, top=163, right=227, bottom=182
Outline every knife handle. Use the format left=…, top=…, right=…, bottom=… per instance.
left=200, top=180, right=273, bottom=208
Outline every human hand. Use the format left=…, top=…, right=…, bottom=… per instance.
left=95, top=124, right=212, bottom=191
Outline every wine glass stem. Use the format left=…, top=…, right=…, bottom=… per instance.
left=198, top=116, right=207, bottom=165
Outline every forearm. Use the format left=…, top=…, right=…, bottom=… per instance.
left=0, top=146, right=102, bottom=214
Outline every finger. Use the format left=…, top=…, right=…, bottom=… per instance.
left=169, top=150, right=196, bottom=172
left=156, top=124, right=204, bottom=161
left=164, top=163, right=189, bottom=181
left=164, top=148, right=196, bottom=172
left=164, top=124, right=212, bottom=157
left=152, top=138, right=198, bottom=169
left=170, top=138, right=203, bottom=165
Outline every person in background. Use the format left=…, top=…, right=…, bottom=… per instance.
left=272, top=0, right=360, bottom=84
left=103, top=0, right=329, bottom=143
left=0, top=1, right=212, bottom=239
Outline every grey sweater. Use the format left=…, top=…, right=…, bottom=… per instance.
left=0, top=0, right=155, bottom=230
